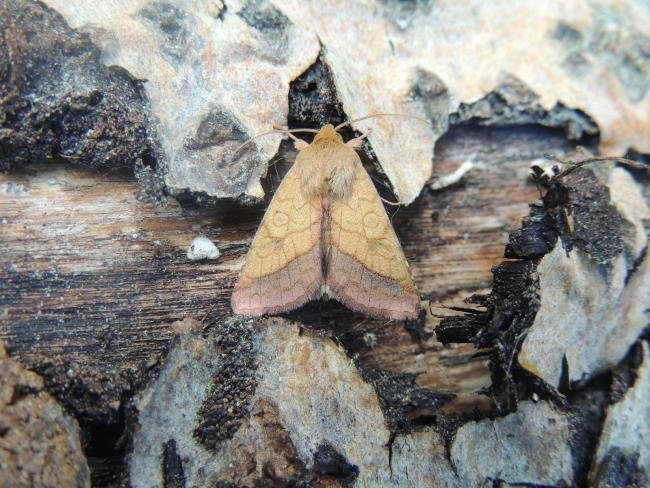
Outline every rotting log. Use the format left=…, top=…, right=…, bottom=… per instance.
left=2, top=0, right=650, bottom=487
left=1, top=122, right=585, bottom=485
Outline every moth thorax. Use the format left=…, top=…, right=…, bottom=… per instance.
left=301, top=161, right=354, bottom=199
left=327, top=164, right=355, bottom=199
left=301, top=163, right=326, bottom=198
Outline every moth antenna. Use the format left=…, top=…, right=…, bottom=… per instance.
left=346, top=128, right=372, bottom=149
left=271, top=125, right=320, bottom=134
left=271, top=125, right=319, bottom=147
left=231, top=127, right=320, bottom=158
left=231, top=130, right=289, bottom=158
left=334, top=113, right=430, bottom=131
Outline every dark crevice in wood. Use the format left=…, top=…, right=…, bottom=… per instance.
left=625, top=244, right=648, bottom=285
left=311, top=442, right=359, bottom=487
left=0, top=120, right=595, bottom=483
left=387, top=430, right=397, bottom=477
left=565, top=337, right=647, bottom=486
left=162, top=439, right=186, bottom=488
left=288, top=47, right=346, bottom=131
left=447, top=75, right=601, bottom=147
left=362, top=368, right=456, bottom=433
left=403, top=309, right=432, bottom=344
left=193, top=318, right=257, bottom=452
left=7, top=382, right=39, bottom=406
left=624, top=147, right=650, bottom=165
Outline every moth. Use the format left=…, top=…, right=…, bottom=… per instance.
left=231, top=119, right=420, bottom=320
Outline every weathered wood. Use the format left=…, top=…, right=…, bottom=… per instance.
left=2, top=1, right=649, bottom=486
left=1, top=123, right=575, bottom=411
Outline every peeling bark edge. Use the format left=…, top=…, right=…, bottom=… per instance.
left=434, top=162, right=648, bottom=485
left=362, top=368, right=456, bottom=433
left=436, top=164, right=632, bottom=404
left=448, top=74, right=600, bottom=144
left=0, top=0, right=167, bottom=204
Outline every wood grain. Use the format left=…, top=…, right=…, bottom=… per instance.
left=0, top=124, right=579, bottom=418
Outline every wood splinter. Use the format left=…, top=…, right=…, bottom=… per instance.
left=232, top=116, right=426, bottom=320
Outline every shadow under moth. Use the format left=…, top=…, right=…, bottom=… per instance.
left=232, top=118, right=421, bottom=320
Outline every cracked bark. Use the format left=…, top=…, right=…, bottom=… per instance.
left=3, top=121, right=626, bottom=486
left=1, top=1, right=649, bottom=487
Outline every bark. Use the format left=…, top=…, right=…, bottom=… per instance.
left=1, top=1, right=649, bottom=487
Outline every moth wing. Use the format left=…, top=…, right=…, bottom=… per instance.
left=232, top=162, right=322, bottom=315
left=327, top=158, right=420, bottom=320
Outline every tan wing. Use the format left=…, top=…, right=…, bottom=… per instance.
left=327, top=159, right=420, bottom=320
left=232, top=163, right=322, bottom=315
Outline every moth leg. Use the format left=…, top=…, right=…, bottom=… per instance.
left=380, top=196, right=401, bottom=206
left=284, top=131, right=309, bottom=151
left=346, top=128, right=372, bottom=148
left=293, top=138, right=309, bottom=151
left=284, top=131, right=308, bottom=151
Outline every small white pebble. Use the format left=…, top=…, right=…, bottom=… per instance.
left=187, top=236, right=220, bottom=261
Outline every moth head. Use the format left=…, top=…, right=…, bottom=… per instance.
left=229, top=114, right=429, bottom=163
left=313, top=124, right=343, bottom=144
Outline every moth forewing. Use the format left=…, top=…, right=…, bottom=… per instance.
left=230, top=161, right=323, bottom=315
left=231, top=123, right=420, bottom=320
left=325, top=152, right=420, bottom=320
